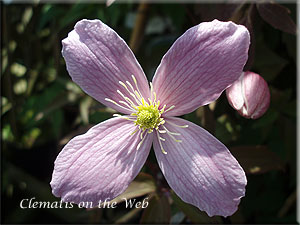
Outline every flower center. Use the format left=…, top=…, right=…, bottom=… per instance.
left=105, top=75, right=187, bottom=154
left=135, top=105, right=162, bottom=130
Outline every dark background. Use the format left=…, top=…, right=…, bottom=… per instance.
left=1, top=2, right=297, bottom=224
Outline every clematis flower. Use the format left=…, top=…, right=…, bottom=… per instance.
left=226, top=71, right=270, bottom=119
left=51, top=19, right=250, bottom=217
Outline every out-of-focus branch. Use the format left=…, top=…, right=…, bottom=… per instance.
left=2, top=7, right=18, bottom=139
left=277, top=190, right=296, bottom=218
left=129, top=2, right=150, bottom=54
left=229, top=3, right=247, bottom=23
left=196, top=104, right=216, bottom=135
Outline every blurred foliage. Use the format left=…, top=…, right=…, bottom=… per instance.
left=1, top=1, right=297, bottom=224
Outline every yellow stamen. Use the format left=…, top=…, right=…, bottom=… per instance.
left=106, top=74, right=188, bottom=153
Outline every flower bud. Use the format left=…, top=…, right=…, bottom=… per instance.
left=226, top=71, right=270, bottom=119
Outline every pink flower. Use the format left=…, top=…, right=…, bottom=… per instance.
left=50, top=19, right=250, bottom=217
left=226, top=71, right=270, bottom=119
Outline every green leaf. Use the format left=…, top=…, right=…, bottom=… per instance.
left=106, top=4, right=122, bottom=27
left=20, top=83, right=67, bottom=129
left=114, top=207, right=143, bottom=224
left=257, top=3, right=296, bottom=35
left=109, top=172, right=156, bottom=205
left=1, top=96, right=12, bottom=115
left=140, top=194, right=171, bottom=223
left=160, top=4, right=186, bottom=30
left=2, top=124, right=14, bottom=142
left=38, top=4, right=65, bottom=31
left=171, top=191, right=222, bottom=224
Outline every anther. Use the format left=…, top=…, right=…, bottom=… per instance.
left=106, top=74, right=188, bottom=152
left=164, top=105, right=175, bottom=113
left=113, top=114, right=136, bottom=121
left=165, top=120, right=188, bottom=128
left=105, top=98, right=135, bottom=112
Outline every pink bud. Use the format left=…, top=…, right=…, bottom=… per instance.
left=226, top=71, right=270, bottom=119
left=106, top=0, right=116, bottom=7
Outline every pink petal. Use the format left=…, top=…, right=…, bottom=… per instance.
left=242, top=72, right=270, bottom=119
left=226, top=71, right=270, bottom=119
left=226, top=73, right=245, bottom=110
left=62, top=19, right=149, bottom=114
left=153, top=117, right=246, bottom=217
left=50, top=117, right=153, bottom=207
left=152, top=20, right=250, bottom=116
